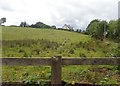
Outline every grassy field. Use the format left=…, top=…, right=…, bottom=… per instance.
left=2, top=26, right=118, bottom=57
left=2, top=26, right=90, bottom=42
left=1, top=26, right=120, bottom=85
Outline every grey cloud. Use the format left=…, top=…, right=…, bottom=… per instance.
left=0, top=5, right=14, bottom=12
left=0, top=1, right=14, bottom=12
left=47, top=0, right=118, bottom=30
left=0, top=0, right=119, bottom=30
left=119, top=1, right=120, bottom=18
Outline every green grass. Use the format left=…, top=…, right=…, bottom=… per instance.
left=2, top=26, right=118, bottom=57
left=2, top=26, right=90, bottom=43
left=2, top=65, right=119, bottom=84
left=1, top=26, right=120, bottom=84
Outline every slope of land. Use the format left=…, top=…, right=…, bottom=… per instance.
left=2, top=26, right=118, bottom=57
left=1, top=26, right=119, bottom=85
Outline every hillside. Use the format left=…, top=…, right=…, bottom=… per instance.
left=2, top=26, right=118, bottom=57
left=2, top=26, right=90, bottom=42
left=1, top=26, right=119, bottom=84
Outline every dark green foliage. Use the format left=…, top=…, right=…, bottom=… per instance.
left=20, top=21, right=29, bottom=27
left=51, top=25, right=56, bottom=29
left=69, top=49, right=74, bottom=54
left=113, top=43, right=120, bottom=57
left=0, top=17, right=6, bottom=25
left=79, top=53, right=86, bottom=57
left=107, top=20, right=118, bottom=41
left=86, top=19, right=108, bottom=40
left=76, top=29, right=82, bottom=33
left=30, top=22, right=52, bottom=28
left=23, top=52, right=29, bottom=57
left=87, top=19, right=99, bottom=29
left=86, top=19, right=119, bottom=42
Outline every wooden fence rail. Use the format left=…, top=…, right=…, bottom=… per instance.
left=1, top=57, right=120, bottom=85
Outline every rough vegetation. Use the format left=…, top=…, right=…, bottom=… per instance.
left=1, top=26, right=120, bottom=85
left=2, top=26, right=118, bottom=57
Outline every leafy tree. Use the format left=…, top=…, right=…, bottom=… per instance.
left=86, top=19, right=108, bottom=40
left=86, top=19, right=100, bottom=39
left=107, top=19, right=120, bottom=42
left=0, top=17, right=6, bottom=25
left=30, top=22, right=51, bottom=28
left=98, top=21, right=108, bottom=40
left=116, top=18, right=120, bottom=57
left=76, top=29, right=81, bottom=33
left=20, top=21, right=29, bottom=27
left=86, top=19, right=99, bottom=32
left=51, top=25, right=56, bottom=29
left=107, top=20, right=118, bottom=40
left=116, top=18, right=120, bottom=73
left=116, top=18, right=120, bottom=42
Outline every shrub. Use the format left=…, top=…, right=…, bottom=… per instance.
left=23, top=52, right=29, bottom=57
left=79, top=53, right=86, bottom=58
left=69, top=49, right=74, bottom=54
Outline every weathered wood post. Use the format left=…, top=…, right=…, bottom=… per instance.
left=51, top=56, right=62, bottom=85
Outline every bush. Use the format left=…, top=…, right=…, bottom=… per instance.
left=79, top=53, right=86, bottom=58
left=69, top=49, right=74, bottom=54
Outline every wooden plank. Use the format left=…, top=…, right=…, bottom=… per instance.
left=2, top=58, right=51, bottom=66
left=2, top=82, right=51, bottom=86
left=51, top=56, right=62, bottom=85
left=1, top=57, right=120, bottom=66
left=2, top=82, right=114, bottom=86
left=62, top=58, right=120, bottom=65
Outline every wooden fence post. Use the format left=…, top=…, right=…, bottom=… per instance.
left=51, top=56, right=62, bottom=85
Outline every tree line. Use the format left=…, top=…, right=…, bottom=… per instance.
left=20, top=19, right=120, bottom=42
left=1, top=17, right=119, bottom=43
left=86, top=19, right=120, bottom=42
left=20, top=21, right=56, bottom=29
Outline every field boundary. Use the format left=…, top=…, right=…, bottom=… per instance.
left=1, top=56, right=120, bottom=85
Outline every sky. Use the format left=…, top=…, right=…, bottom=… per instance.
left=0, top=0, right=119, bottom=30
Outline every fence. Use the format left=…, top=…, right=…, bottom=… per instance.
left=1, top=56, right=120, bottom=85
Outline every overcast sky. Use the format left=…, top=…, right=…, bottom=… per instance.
left=0, top=0, right=119, bottom=30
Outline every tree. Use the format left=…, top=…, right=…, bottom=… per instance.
left=98, top=21, right=108, bottom=40
left=0, top=17, right=6, bottom=25
left=76, top=29, right=81, bottom=33
left=86, top=19, right=99, bottom=32
left=86, top=19, right=108, bottom=40
left=107, top=19, right=120, bottom=42
left=30, top=22, right=51, bottom=28
left=116, top=18, right=120, bottom=42
left=86, top=19, right=100, bottom=38
left=51, top=25, right=56, bottom=29
left=108, top=20, right=117, bottom=39
left=20, top=21, right=29, bottom=27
